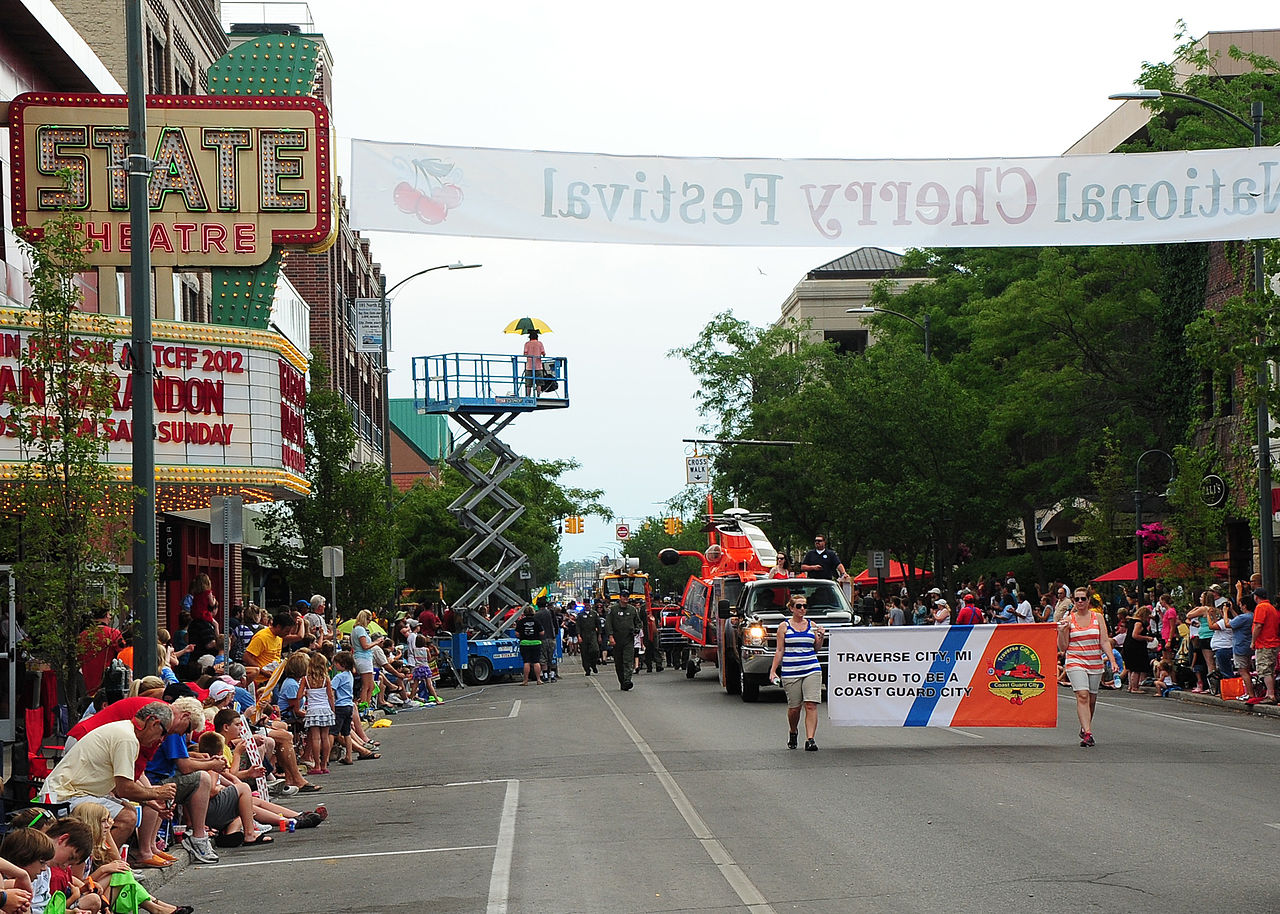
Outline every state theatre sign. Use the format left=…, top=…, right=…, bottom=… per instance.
left=7, top=93, right=334, bottom=267
left=0, top=308, right=308, bottom=510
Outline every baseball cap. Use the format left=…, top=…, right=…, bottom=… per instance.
left=928, top=587, right=942, bottom=596
left=196, top=654, right=216, bottom=670
left=208, top=680, right=236, bottom=703
left=935, top=599, right=949, bottom=608
left=963, top=594, right=976, bottom=603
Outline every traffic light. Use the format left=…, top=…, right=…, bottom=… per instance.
left=663, top=517, right=683, bottom=535
left=565, top=516, right=584, bottom=534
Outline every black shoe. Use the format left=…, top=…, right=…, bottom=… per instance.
left=804, top=738, right=817, bottom=752
left=787, top=732, right=798, bottom=750
left=622, top=681, right=634, bottom=691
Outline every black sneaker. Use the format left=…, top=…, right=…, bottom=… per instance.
left=787, top=732, right=798, bottom=750
left=804, top=738, right=818, bottom=752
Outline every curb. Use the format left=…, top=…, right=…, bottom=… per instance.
left=1164, top=688, right=1280, bottom=718
left=134, top=851, right=189, bottom=893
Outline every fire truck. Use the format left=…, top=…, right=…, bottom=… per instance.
left=595, top=556, right=653, bottom=609
left=658, top=506, right=776, bottom=688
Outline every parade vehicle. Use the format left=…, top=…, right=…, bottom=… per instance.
left=721, top=577, right=859, bottom=701
left=435, top=609, right=562, bottom=685
left=658, top=506, right=777, bottom=686
left=596, top=556, right=653, bottom=610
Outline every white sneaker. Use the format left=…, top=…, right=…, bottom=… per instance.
left=254, top=823, right=273, bottom=836
left=181, top=833, right=220, bottom=865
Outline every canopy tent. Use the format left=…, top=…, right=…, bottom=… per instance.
left=853, top=561, right=933, bottom=586
left=1092, top=554, right=1228, bottom=583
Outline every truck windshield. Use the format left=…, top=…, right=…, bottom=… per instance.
left=747, top=581, right=851, bottom=615
left=604, top=577, right=646, bottom=598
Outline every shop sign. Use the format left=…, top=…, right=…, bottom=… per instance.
left=0, top=309, right=307, bottom=502
left=7, top=93, right=334, bottom=267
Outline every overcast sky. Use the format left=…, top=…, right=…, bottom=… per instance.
left=279, top=0, right=1268, bottom=560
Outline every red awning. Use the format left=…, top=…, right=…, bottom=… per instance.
left=1092, top=553, right=1227, bottom=583
left=853, top=560, right=933, bottom=586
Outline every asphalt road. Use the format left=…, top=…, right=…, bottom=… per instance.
left=166, top=665, right=1280, bottom=914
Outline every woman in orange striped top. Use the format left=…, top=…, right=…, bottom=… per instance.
left=1059, top=588, right=1121, bottom=748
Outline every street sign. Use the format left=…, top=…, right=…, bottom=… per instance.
left=355, top=298, right=383, bottom=352
left=209, top=495, right=244, bottom=545
left=322, top=546, right=345, bottom=578
left=518, top=568, right=532, bottom=580
left=686, top=455, right=711, bottom=484
left=868, top=550, right=887, bottom=579
left=616, top=524, right=631, bottom=540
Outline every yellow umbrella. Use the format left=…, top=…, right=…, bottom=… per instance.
left=503, top=317, right=552, bottom=335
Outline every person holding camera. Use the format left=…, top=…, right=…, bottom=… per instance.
left=768, top=594, right=825, bottom=751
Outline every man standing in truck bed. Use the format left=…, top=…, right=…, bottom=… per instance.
left=604, top=595, right=644, bottom=691
left=801, top=535, right=846, bottom=581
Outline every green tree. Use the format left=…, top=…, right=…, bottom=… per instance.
left=6, top=201, right=132, bottom=714
left=1076, top=432, right=1134, bottom=577
left=395, top=457, right=605, bottom=606
left=1162, top=444, right=1229, bottom=593
left=258, top=354, right=395, bottom=614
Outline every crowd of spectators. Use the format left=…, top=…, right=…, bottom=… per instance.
left=3, top=592, right=463, bottom=913
left=875, top=571, right=1278, bottom=705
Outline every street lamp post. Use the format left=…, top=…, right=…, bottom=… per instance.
left=846, top=306, right=931, bottom=360
left=378, top=262, right=481, bottom=494
left=1111, top=88, right=1272, bottom=593
left=1134, top=449, right=1173, bottom=605
left=377, top=262, right=480, bottom=614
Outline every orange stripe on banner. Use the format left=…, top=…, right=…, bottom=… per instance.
left=950, top=623, right=1058, bottom=727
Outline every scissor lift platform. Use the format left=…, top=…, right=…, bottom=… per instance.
left=410, top=353, right=569, bottom=611
left=412, top=353, right=569, bottom=415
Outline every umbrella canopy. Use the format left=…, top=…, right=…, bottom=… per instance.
left=336, top=618, right=387, bottom=637
left=852, top=561, right=934, bottom=586
left=1091, top=553, right=1227, bottom=583
left=503, top=317, right=552, bottom=335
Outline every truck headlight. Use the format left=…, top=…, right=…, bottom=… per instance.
left=745, top=625, right=766, bottom=646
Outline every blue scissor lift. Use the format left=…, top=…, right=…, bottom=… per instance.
left=412, top=352, right=569, bottom=630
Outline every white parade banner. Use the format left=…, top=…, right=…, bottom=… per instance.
left=351, top=140, right=1280, bottom=248
left=827, top=624, right=1058, bottom=728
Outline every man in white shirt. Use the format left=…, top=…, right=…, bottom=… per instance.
left=1014, top=594, right=1035, bottom=624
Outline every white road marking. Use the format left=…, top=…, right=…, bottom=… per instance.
left=509, top=700, right=520, bottom=718
left=389, top=715, right=511, bottom=727
left=950, top=728, right=984, bottom=740
left=593, top=679, right=777, bottom=914
left=486, top=779, right=519, bottom=914
left=1266, top=823, right=1280, bottom=831
left=211, top=844, right=496, bottom=869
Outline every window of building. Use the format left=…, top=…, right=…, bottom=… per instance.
left=148, top=32, right=168, bottom=93
left=823, top=329, right=869, bottom=356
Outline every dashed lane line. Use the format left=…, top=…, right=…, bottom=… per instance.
left=592, top=678, right=778, bottom=914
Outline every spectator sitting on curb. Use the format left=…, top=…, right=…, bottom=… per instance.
left=40, top=702, right=178, bottom=866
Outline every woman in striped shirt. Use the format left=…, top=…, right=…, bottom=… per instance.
left=768, top=594, right=825, bottom=751
left=1059, top=588, right=1120, bottom=748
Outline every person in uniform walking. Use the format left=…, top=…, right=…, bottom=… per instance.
left=578, top=603, right=602, bottom=675
left=604, top=595, right=643, bottom=691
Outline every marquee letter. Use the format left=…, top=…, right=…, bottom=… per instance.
left=203, top=128, right=253, bottom=211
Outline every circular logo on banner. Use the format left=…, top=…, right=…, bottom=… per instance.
left=1200, top=474, right=1227, bottom=508
left=986, top=645, right=1047, bottom=706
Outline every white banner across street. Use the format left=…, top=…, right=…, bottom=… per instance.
left=351, top=140, right=1280, bottom=248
